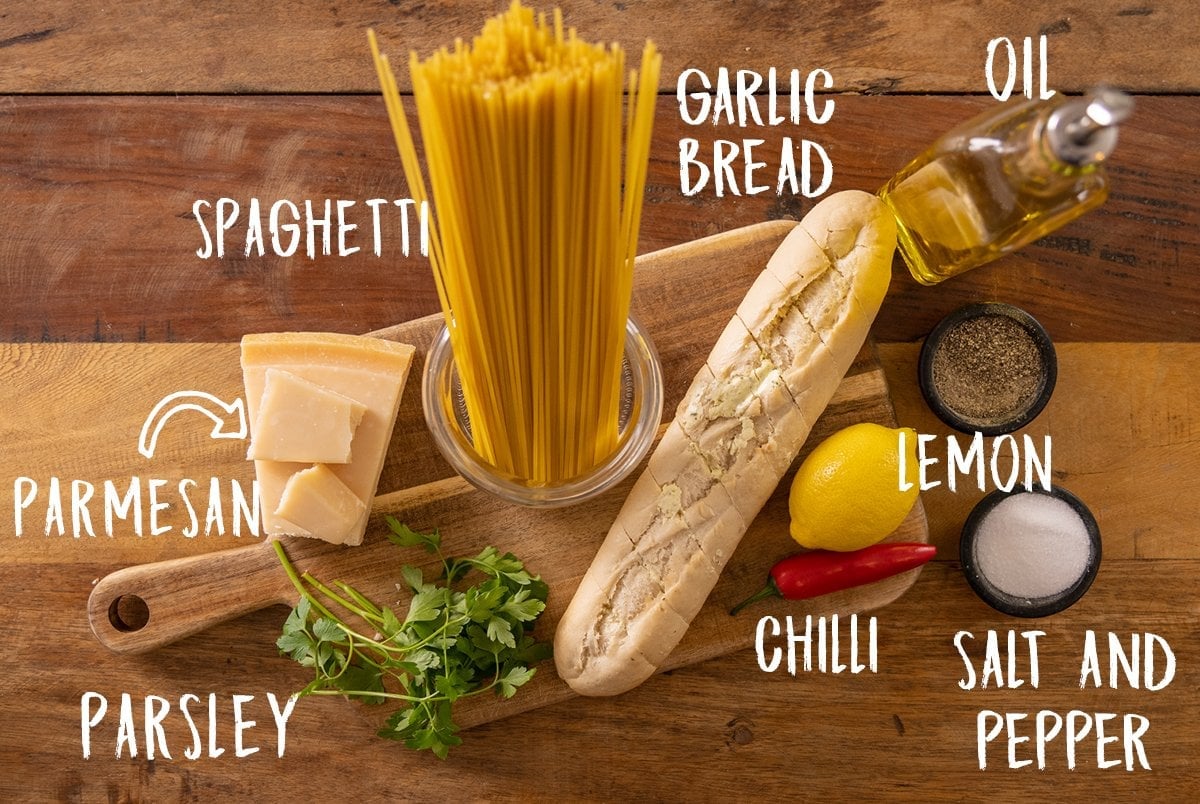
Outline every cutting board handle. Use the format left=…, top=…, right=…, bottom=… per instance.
left=87, top=542, right=290, bottom=654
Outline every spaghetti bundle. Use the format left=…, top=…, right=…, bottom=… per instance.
left=371, top=2, right=660, bottom=485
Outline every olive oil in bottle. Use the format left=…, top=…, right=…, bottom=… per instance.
left=880, top=88, right=1134, bottom=285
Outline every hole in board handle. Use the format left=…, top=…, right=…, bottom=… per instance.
left=108, top=594, right=151, bottom=632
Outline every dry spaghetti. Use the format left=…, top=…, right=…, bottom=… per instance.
left=371, top=2, right=660, bottom=485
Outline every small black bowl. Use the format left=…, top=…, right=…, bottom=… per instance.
left=960, top=486, right=1101, bottom=618
left=919, top=302, right=1057, bottom=436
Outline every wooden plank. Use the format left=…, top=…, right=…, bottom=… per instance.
left=3, top=559, right=1196, bottom=800
left=1, top=0, right=1194, bottom=93
left=12, top=337, right=1199, bottom=772
left=17, top=342, right=1189, bottom=568
left=1, top=95, right=1197, bottom=345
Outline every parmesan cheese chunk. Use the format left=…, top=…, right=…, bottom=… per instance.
left=275, top=464, right=368, bottom=546
left=248, top=368, right=367, bottom=464
left=241, top=332, right=416, bottom=546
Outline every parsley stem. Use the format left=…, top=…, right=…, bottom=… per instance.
left=273, top=542, right=393, bottom=666
left=301, top=572, right=379, bottom=626
left=332, top=624, right=408, bottom=656
left=272, top=540, right=340, bottom=623
left=338, top=581, right=385, bottom=621
left=304, top=688, right=429, bottom=704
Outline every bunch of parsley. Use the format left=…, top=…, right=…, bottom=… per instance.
left=272, top=518, right=551, bottom=758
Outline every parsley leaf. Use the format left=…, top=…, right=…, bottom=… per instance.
left=384, top=517, right=442, bottom=553
left=272, top=521, right=552, bottom=758
left=497, top=665, right=536, bottom=698
left=406, top=587, right=445, bottom=623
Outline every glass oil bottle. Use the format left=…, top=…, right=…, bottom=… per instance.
left=879, top=87, right=1134, bottom=285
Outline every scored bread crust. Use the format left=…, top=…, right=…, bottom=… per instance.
left=554, top=190, right=898, bottom=696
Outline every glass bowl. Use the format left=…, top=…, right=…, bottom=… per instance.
left=422, top=315, right=663, bottom=507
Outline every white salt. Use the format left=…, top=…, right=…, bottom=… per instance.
left=973, top=492, right=1091, bottom=600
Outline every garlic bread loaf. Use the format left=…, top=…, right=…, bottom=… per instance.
left=554, top=190, right=898, bottom=696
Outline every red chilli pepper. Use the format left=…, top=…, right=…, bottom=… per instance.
left=729, top=542, right=937, bottom=615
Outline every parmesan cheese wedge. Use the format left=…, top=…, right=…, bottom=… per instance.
left=240, top=332, right=415, bottom=546
left=248, top=368, right=367, bottom=464
left=276, top=463, right=368, bottom=546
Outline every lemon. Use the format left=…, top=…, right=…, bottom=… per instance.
left=788, top=422, right=920, bottom=552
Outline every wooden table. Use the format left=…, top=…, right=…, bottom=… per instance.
left=2, top=1, right=1197, bottom=800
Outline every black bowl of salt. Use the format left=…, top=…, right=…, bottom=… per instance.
left=960, top=486, right=1102, bottom=618
left=918, top=303, right=1057, bottom=436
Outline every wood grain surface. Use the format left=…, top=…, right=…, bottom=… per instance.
left=0, top=95, right=1196, bottom=344
left=1, top=1, right=1194, bottom=93
left=2, top=0, right=1199, bottom=800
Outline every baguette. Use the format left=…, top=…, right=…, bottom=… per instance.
left=554, top=190, right=897, bottom=696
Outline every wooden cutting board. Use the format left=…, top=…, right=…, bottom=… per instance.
left=2, top=221, right=928, bottom=728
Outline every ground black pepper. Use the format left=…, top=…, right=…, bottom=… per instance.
left=929, top=314, right=1043, bottom=426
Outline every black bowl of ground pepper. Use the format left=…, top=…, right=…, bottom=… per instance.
left=918, top=303, right=1057, bottom=436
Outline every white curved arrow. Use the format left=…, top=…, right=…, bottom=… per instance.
left=138, top=391, right=248, bottom=459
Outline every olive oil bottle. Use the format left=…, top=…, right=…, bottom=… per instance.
left=880, top=88, right=1133, bottom=285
